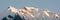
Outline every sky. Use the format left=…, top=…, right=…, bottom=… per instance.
left=0, top=0, right=60, bottom=20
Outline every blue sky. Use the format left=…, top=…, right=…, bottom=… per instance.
left=0, top=0, right=60, bottom=20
